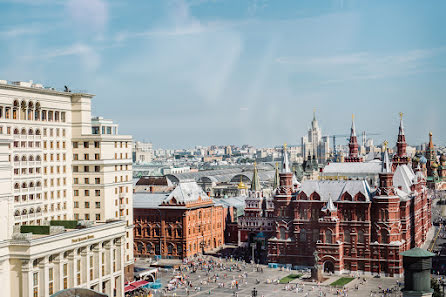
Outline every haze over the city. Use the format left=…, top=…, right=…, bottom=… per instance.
left=1, top=0, right=445, bottom=148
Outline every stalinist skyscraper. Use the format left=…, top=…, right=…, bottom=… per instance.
left=301, top=111, right=330, bottom=163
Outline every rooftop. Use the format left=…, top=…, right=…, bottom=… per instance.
left=0, top=79, right=93, bottom=96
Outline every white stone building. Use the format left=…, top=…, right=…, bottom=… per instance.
left=132, top=141, right=153, bottom=164
left=0, top=80, right=134, bottom=296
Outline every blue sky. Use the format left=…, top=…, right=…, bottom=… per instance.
left=0, top=0, right=445, bottom=148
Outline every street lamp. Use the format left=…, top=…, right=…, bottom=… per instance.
left=251, top=287, right=258, bottom=297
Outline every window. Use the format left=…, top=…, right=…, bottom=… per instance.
left=33, top=272, right=38, bottom=297
left=73, top=154, right=78, bottom=160
left=49, top=267, right=54, bottom=295
left=84, top=166, right=89, bottom=172
left=72, top=142, right=78, bottom=148
left=74, top=190, right=79, bottom=196
left=84, top=154, right=89, bottom=160
left=95, top=213, right=101, bottom=220
left=63, top=263, right=68, bottom=289
left=85, top=213, right=90, bottom=220
left=95, top=190, right=100, bottom=196
left=74, top=201, right=79, bottom=208
left=300, top=229, right=306, bottom=242
left=95, top=153, right=100, bottom=160
left=94, top=141, right=99, bottom=148
left=84, top=190, right=90, bottom=196
left=358, top=230, right=365, bottom=243
left=73, top=166, right=78, bottom=172
left=92, top=126, right=99, bottom=134
left=325, top=229, right=333, bottom=244
left=95, top=178, right=100, bottom=184
left=381, top=229, right=389, bottom=244
left=345, top=230, right=351, bottom=243
left=84, top=178, right=89, bottom=184
left=74, top=178, right=78, bottom=184
left=85, top=201, right=90, bottom=208
left=76, top=259, right=81, bottom=284
left=280, top=227, right=286, bottom=240
left=95, top=166, right=100, bottom=172
left=95, top=202, right=101, bottom=208
left=84, top=142, right=89, bottom=148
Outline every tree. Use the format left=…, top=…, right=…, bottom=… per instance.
left=431, top=278, right=442, bottom=297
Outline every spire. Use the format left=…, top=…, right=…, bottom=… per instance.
left=322, top=194, right=337, bottom=213
left=351, top=114, right=356, bottom=137
left=313, top=108, right=316, bottom=121
left=382, top=141, right=392, bottom=173
left=282, top=143, right=291, bottom=173
left=398, top=112, right=405, bottom=136
left=428, top=132, right=434, bottom=149
left=273, top=162, right=280, bottom=189
left=250, top=162, right=261, bottom=191
left=345, top=114, right=360, bottom=162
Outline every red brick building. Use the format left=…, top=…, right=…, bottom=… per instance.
left=133, top=181, right=225, bottom=259
left=268, top=117, right=432, bottom=277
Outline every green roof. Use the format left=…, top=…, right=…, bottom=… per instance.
left=400, top=247, right=435, bottom=258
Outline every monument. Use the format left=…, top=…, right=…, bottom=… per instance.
left=311, top=250, right=324, bottom=282
left=401, top=247, right=435, bottom=297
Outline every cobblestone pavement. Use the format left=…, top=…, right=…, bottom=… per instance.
left=134, top=256, right=402, bottom=297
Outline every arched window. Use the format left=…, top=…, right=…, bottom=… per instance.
left=300, top=229, right=306, bottom=242
left=310, top=192, right=321, bottom=200
left=36, top=207, right=41, bottom=213
left=168, top=244, right=174, bottom=254
left=13, top=128, right=19, bottom=135
left=35, top=129, right=41, bottom=135
left=14, top=210, right=20, bottom=216
left=14, top=183, right=19, bottom=189
left=29, top=208, right=34, bottom=214
left=14, top=155, right=19, bottom=162
left=137, top=242, right=144, bottom=253
left=344, top=229, right=350, bottom=243
left=13, top=100, right=19, bottom=108
left=280, top=227, right=286, bottom=240
left=22, top=209, right=27, bottom=215
left=146, top=243, right=152, bottom=253
left=21, top=155, right=27, bottom=162
left=177, top=243, right=183, bottom=254
left=358, top=230, right=365, bottom=243
left=55, top=111, right=60, bottom=121
left=21, top=128, right=26, bottom=135
left=325, top=229, right=333, bottom=244
left=28, top=128, right=33, bottom=135
left=22, top=182, right=27, bottom=188
left=29, top=155, right=34, bottom=161
left=381, top=229, right=389, bottom=244
left=36, top=155, right=41, bottom=161
left=29, top=182, right=34, bottom=188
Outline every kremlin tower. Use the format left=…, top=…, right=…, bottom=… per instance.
left=344, top=114, right=363, bottom=162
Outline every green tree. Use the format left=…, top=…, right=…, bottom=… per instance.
left=431, top=278, right=443, bottom=297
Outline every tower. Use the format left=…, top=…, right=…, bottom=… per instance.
left=392, top=112, right=409, bottom=170
left=345, top=114, right=363, bottom=162
left=273, top=162, right=280, bottom=189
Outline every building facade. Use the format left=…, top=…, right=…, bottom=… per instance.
left=0, top=79, right=134, bottom=295
left=133, top=181, right=225, bottom=259
left=268, top=118, right=432, bottom=277
left=301, top=112, right=330, bottom=164
left=132, top=141, right=153, bottom=164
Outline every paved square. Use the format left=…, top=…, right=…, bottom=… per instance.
left=134, top=256, right=402, bottom=297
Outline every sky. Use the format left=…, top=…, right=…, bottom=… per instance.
left=0, top=0, right=445, bottom=149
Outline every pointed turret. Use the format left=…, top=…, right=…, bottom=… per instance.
left=279, top=143, right=293, bottom=189
left=282, top=143, right=291, bottom=173
left=345, top=114, right=362, bottom=162
left=377, top=142, right=395, bottom=196
left=382, top=144, right=392, bottom=173
left=273, top=162, right=280, bottom=189
left=250, top=162, right=261, bottom=191
left=322, top=194, right=337, bottom=213
left=393, top=112, right=409, bottom=170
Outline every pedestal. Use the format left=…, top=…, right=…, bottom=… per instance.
left=311, top=267, right=323, bottom=282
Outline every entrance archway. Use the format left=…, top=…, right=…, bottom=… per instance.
left=324, top=261, right=335, bottom=273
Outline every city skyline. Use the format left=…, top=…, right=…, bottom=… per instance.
left=1, top=0, right=445, bottom=148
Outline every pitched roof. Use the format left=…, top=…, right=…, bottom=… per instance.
left=322, top=160, right=381, bottom=175
left=382, top=149, right=392, bottom=173
left=393, top=165, right=415, bottom=194
left=400, top=247, right=435, bottom=257
left=164, top=181, right=212, bottom=204
left=299, top=180, right=372, bottom=202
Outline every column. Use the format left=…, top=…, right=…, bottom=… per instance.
left=68, top=252, right=75, bottom=288
left=93, top=245, right=100, bottom=281
left=38, top=256, right=49, bottom=297
left=53, top=253, right=62, bottom=293
left=21, top=260, right=33, bottom=297
left=81, top=248, right=89, bottom=285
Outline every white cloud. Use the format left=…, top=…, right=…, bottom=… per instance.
left=43, top=43, right=100, bottom=71
left=276, top=48, right=446, bottom=83
left=0, top=27, right=41, bottom=38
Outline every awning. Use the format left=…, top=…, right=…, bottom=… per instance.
left=124, top=280, right=150, bottom=293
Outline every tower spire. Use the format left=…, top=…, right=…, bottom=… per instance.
left=345, top=114, right=361, bottom=162
left=382, top=141, right=392, bottom=173
left=282, top=143, right=291, bottom=173
left=250, top=162, right=261, bottom=191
